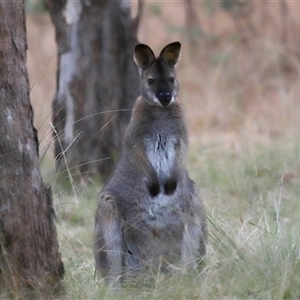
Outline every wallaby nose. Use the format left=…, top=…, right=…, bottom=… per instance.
left=157, top=92, right=172, bottom=107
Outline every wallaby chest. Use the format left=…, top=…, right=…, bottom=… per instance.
left=145, top=132, right=177, bottom=181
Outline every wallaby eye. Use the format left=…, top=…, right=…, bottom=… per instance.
left=147, top=78, right=154, bottom=85
left=169, top=77, right=175, bottom=84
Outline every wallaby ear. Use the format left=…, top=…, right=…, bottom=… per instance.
left=134, top=44, right=156, bottom=70
left=159, top=41, right=181, bottom=66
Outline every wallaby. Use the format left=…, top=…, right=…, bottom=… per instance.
left=93, top=42, right=207, bottom=287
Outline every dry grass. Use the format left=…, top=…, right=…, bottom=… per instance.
left=24, top=1, right=300, bottom=298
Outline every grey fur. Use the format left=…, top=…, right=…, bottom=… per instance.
left=93, top=42, right=207, bottom=287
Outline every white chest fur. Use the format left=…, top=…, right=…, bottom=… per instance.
left=145, top=134, right=177, bottom=181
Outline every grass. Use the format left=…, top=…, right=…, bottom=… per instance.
left=190, top=137, right=300, bottom=225
left=41, top=133, right=300, bottom=299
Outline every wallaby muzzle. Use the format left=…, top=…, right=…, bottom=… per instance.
left=156, top=81, right=172, bottom=107
left=157, top=92, right=171, bottom=107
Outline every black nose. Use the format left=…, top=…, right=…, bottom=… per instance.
left=157, top=92, right=172, bottom=107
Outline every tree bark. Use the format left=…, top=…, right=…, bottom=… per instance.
left=0, top=1, right=64, bottom=296
left=45, top=0, right=142, bottom=180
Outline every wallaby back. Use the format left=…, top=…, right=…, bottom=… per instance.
left=94, top=41, right=207, bottom=288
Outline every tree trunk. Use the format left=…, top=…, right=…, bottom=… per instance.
left=0, top=1, right=64, bottom=296
left=45, top=0, right=142, bottom=180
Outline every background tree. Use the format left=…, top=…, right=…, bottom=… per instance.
left=45, top=0, right=143, bottom=180
left=0, top=1, right=64, bottom=296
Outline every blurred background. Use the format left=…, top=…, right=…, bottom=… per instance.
left=27, top=0, right=300, bottom=155
left=26, top=0, right=300, bottom=218
left=26, top=0, right=300, bottom=215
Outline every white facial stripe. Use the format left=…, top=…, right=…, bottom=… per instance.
left=169, top=96, right=175, bottom=105
left=153, top=96, right=161, bottom=105
left=146, top=91, right=161, bottom=106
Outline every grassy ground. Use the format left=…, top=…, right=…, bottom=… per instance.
left=42, top=133, right=300, bottom=299
left=26, top=2, right=300, bottom=299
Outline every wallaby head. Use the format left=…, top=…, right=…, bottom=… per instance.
left=134, top=41, right=181, bottom=107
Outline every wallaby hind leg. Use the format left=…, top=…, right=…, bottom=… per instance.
left=181, top=180, right=207, bottom=268
left=94, top=192, right=123, bottom=287
left=181, top=216, right=206, bottom=269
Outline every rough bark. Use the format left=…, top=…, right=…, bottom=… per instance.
left=45, top=0, right=142, bottom=180
left=0, top=1, right=64, bottom=296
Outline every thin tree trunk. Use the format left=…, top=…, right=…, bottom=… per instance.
left=280, top=0, right=288, bottom=43
left=184, top=0, right=203, bottom=48
left=45, top=0, right=142, bottom=180
left=0, top=1, right=64, bottom=296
